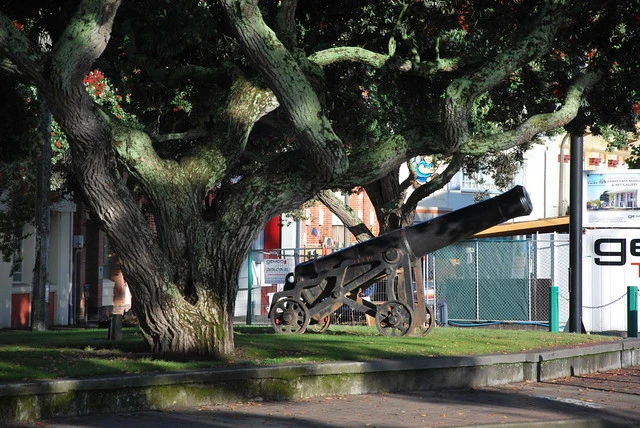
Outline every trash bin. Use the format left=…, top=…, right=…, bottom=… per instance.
left=437, top=300, right=448, bottom=327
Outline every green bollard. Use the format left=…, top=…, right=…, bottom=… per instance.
left=246, top=250, right=253, bottom=325
left=549, top=286, right=559, bottom=333
left=628, top=286, right=638, bottom=338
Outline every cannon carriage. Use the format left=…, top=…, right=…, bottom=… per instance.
left=269, top=186, right=533, bottom=336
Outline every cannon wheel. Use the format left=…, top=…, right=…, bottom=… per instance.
left=375, top=300, right=413, bottom=336
left=307, top=315, right=331, bottom=333
left=416, top=304, right=435, bottom=336
left=269, top=298, right=310, bottom=334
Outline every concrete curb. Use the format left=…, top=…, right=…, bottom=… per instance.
left=1, top=338, right=639, bottom=422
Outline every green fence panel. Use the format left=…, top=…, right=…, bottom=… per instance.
left=478, top=278, right=528, bottom=320
left=438, top=279, right=477, bottom=319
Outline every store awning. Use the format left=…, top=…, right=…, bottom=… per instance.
left=472, top=216, right=570, bottom=238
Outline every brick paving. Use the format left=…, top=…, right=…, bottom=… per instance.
left=8, top=367, right=640, bottom=428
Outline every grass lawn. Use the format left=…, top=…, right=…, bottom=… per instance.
left=0, top=325, right=621, bottom=382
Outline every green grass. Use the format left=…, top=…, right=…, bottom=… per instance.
left=0, top=325, right=620, bottom=382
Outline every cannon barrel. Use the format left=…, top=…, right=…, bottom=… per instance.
left=294, top=185, right=532, bottom=280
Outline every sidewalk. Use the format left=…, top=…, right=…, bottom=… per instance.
left=2, top=339, right=640, bottom=427
left=7, top=367, right=640, bottom=427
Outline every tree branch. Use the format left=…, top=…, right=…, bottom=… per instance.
left=308, top=47, right=389, bottom=68
left=153, top=128, right=211, bottom=143
left=441, top=2, right=565, bottom=150
left=274, top=0, right=298, bottom=50
left=404, top=154, right=465, bottom=216
left=308, top=46, right=466, bottom=78
left=0, top=58, right=20, bottom=76
left=51, top=0, right=122, bottom=83
left=317, top=190, right=374, bottom=243
left=0, top=13, right=45, bottom=84
left=220, top=0, right=347, bottom=183
left=461, top=70, right=603, bottom=155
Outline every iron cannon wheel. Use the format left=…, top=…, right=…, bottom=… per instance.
left=416, top=304, right=435, bottom=336
left=269, top=298, right=310, bottom=334
left=375, top=300, right=413, bottom=336
left=306, top=315, right=331, bottom=333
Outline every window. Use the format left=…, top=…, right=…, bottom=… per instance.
left=11, top=246, right=23, bottom=283
left=332, top=225, right=346, bottom=248
left=460, top=169, right=522, bottom=194
left=102, top=236, right=111, bottom=280
left=460, top=171, right=500, bottom=193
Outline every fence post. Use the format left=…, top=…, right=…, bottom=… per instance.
left=246, top=250, right=253, bottom=325
left=549, top=286, right=559, bottom=332
left=474, top=241, right=479, bottom=321
left=628, top=286, right=638, bottom=338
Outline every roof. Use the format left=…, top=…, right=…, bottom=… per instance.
left=472, top=216, right=570, bottom=238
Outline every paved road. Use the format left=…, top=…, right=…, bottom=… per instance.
left=9, top=367, right=640, bottom=427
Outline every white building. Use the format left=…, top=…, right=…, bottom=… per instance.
left=415, top=132, right=632, bottom=222
left=0, top=201, right=75, bottom=328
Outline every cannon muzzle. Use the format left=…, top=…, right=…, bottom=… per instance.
left=402, top=184, right=532, bottom=258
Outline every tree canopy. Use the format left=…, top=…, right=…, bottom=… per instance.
left=0, top=0, right=638, bottom=356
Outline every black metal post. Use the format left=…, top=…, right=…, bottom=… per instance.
left=569, top=133, right=583, bottom=333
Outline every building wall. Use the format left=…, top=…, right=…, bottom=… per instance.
left=1, top=229, right=35, bottom=328
left=416, top=133, right=632, bottom=221
left=74, top=205, right=131, bottom=323
left=300, top=189, right=378, bottom=251
left=0, top=239, right=13, bottom=327
left=0, top=202, right=74, bottom=328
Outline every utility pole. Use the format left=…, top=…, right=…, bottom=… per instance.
left=568, top=131, right=584, bottom=333
left=567, top=50, right=588, bottom=334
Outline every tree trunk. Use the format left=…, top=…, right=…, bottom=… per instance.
left=120, top=221, right=242, bottom=355
left=134, top=286, right=235, bottom=355
left=364, top=170, right=408, bottom=233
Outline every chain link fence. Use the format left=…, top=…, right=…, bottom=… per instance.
left=434, top=238, right=569, bottom=327
left=236, top=237, right=589, bottom=330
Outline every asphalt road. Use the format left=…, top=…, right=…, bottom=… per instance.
left=8, top=367, right=640, bottom=428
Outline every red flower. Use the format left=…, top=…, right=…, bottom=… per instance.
left=633, top=103, right=640, bottom=115
left=83, top=69, right=105, bottom=86
left=457, top=1, right=470, bottom=31
left=13, top=21, right=24, bottom=31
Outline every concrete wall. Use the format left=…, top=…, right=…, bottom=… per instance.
left=1, top=339, right=638, bottom=423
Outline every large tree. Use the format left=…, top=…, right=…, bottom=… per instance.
left=0, top=0, right=638, bottom=356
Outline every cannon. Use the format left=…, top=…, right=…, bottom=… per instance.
left=269, top=185, right=533, bottom=336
